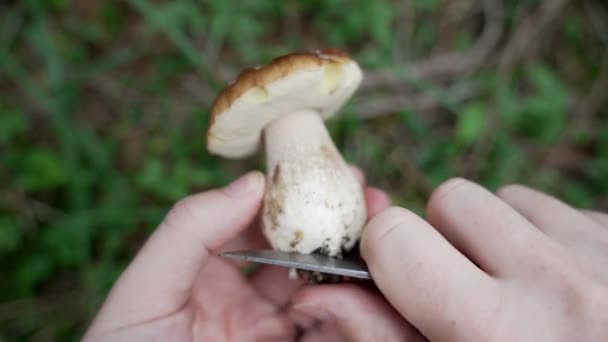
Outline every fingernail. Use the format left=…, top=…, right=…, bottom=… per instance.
left=292, top=304, right=335, bottom=322
left=223, top=171, right=264, bottom=198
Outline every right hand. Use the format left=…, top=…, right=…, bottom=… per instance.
left=291, top=178, right=608, bottom=341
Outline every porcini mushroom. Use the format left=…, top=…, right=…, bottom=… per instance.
left=207, top=49, right=366, bottom=257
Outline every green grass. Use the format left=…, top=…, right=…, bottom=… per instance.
left=1, top=0, right=607, bottom=340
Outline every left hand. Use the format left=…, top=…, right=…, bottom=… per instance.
left=84, top=168, right=405, bottom=341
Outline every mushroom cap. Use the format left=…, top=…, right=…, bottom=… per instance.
left=206, top=49, right=363, bottom=158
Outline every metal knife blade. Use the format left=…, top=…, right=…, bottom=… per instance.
left=222, top=249, right=371, bottom=279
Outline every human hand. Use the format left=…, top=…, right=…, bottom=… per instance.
left=83, top=169, right=392, bottom=341
left=292, top=178, right=608, bottom=341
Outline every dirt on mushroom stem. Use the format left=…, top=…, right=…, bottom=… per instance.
left=261, top=110, right=367, bottom=259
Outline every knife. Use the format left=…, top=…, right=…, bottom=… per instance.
left=222, top=249, right=371, bottom=279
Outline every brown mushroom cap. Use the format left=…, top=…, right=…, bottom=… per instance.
left=206, top=49, right=362, bottom=158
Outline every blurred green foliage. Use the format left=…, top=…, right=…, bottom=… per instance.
left=0, top=0, right=607, bottom=340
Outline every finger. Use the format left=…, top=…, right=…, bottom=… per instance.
left=219, top=216, right=268, bottom=268
left=361, top=206, right=499, bottom=342
left=498, top=185, right=608, bottom=282
left=581, top=210, right=608, bottom=229
left=299, top=322, right=348, bottom=342
left=497, top=185, right=607, bottom=246
left=348, top=164, right=365, bottom=185
left=250, top=266, right=305, bottom=307
left=92, top=172, right=265, bottom=326
left=365, top=187, right=392, bottom=218
left=191, top=256, right=296, bottom=341
left=221, top=216, right=267, bottom=251
left=426, top=178, right=547, bottom=276
left=291, top=284, right=425, bottom=342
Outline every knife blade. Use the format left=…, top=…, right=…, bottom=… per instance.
left=222, top=249, right=371, bottom=279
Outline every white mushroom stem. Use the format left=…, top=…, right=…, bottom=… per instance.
left=262, top=109, right=366, bottom=257
left=265, top=109, right=335, bottom=169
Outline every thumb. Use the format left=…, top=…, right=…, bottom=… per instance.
left=290, top=284, right=425, bottom=342
left=360, top=206, right=497, bottom=341
left=90, top=171, right=265, bottom=331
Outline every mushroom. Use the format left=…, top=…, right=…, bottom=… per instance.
left=206, top=49, right=366, bottom=257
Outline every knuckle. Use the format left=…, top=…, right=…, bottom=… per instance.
left=348, top=164, right=365, bottom=184
left=495, top=183, right=526, bottom=200
left=361, top=206, right=414, bottom=259
left=163, top=196, right=199, bottom=230
left=496, top=184, right=555, bottom=214
left=526, top=246, right=594, bottom=317
left=596, top=236, right=608, bottom=254
left=552, top=268, right=593, bottom=319
left=427, top=177, right=470, bottom=216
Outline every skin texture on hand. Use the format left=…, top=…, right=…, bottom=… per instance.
left=83, top=168, right=393, bottom=341
left=85, top=174, right=608, bottom=341
left=334, top=178, right=607, bottom=341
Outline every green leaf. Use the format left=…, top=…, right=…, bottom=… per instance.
left=0, top=108, right=29, bottom=144
left=455, top=102, right=487, bottom=146
left=83, top=261, right=125, bottom=312
left=367, top=1, right=394, bottom=49
left=527, top=64, right=567, bottom=103
left=14, top=253, right=54, bottom=295
left=478, top=134, right=526, bottom=189
left=136, top=158, right=163, bottom=188
left=414, top=0, right=442, bottom=11
left=102, top=2, right=125, bottom=36
left=43, top=221, right=90, bottom=266
left=398, top=110, right=428, bottom=138
left=562, top=15, right=582, bottom=42
left=17, top=148, right=67, bottom=191
left=416, top=138, right=458, bottom=186
left=136, top=158, right=189, bottom=201
left=560, top=179, right=594, bottom=208
left=0, top=216, right=22, bottom=253
left=495, top=79, right=519, bottom=125
left=49, top=0, right=70, bottom=11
